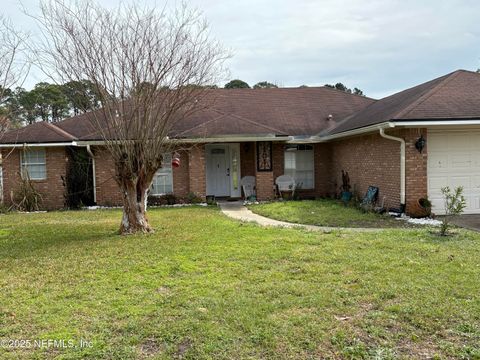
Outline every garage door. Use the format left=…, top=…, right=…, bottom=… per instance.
left=428, top=131, right=480, bottom=214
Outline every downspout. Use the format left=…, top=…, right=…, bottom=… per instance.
left=379, top=128, right=406, bottom=213
left=86, top=145, right=97, bottom=204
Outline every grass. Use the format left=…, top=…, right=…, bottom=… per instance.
left=0, top=207, right=479, bottom=359
left=248, top=199, right=415, bottom=228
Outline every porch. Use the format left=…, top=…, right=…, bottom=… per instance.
left=203, top=141, right=330, bottom=201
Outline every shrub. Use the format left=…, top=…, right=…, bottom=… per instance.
left=419, top=197, right=432, bottom=209
left=186, top=192, right=203, bottom=204
left=440, top=186, right=466, bottom=236
left=147, top=194, right=177, bottom=206
left=0, top=202, right=11, bottom=214
left=12, top=173, right=43, bottom=212
left=63, top=147, right=95, bottom=209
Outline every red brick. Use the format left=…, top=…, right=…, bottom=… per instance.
left=2, top=147, right=67, bottom=210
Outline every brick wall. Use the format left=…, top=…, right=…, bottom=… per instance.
left=255, top=171, right=275, bottom=200
left=188, top=144, right=206, bottom=199
left=272, top=142, right=284, bottom=181
left=330, top=128, right=428, bottom=213
left=173, top=150, right=190, bottom=197
left=93, top=147, right=123, bottom=206
left=0, top=133, right=428, bottom=211
left=240, top=142, right=255, bottom=177
left=314, top=143, right=333, bottom=196
left=94, top=147, right=196, bottom=206
left=331, top=132, right=401, bottom=210
left=404, top=128, right=428, bottom=214
left=2, top=147, right=67, bottom=210
left=254, top=142, right=275, bottom=200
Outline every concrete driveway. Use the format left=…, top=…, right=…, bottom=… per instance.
left=450, top=215, right=480, bottom=232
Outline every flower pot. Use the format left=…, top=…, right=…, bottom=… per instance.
left=410, top=199, right=432, bottom=218
left=341, top=191, right=352, bottom=203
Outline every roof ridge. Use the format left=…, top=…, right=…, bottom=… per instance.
left=320, top=86, right=377, bottom=101
left=393, top=70, right=462, bottom=119
left=42, top=121, right=77, bottom=140
left=321, top=97, right=380, bottom=136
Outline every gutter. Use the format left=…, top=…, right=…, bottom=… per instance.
left=0, top=141, right=78, bottom=148
left=77, top=135, right=291, bottom=146
left=85, top=145, right=97, bottom=204
left=320, top=122, right=394, bottom=141
left=391, top=119, right=480, bottom=127
left=379, top=128, right=406, bottom=212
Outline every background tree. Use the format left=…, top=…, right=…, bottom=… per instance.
left=325, top=82, right=364, bottom=96
left=29, top=82, right=70, bottom=122
left=3, top=87, right=35, bottom=126
left=0, top=16, right=29, bottom=132
left=253, top=81, right=278, bottom=89
left=35, top=0, right=227, bottom=234
left=224, top=79, right=250, bottom=89
left=62, top=80, right=101, bottom=115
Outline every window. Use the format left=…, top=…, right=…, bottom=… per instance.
left=284, top=144, right=314, bottom=189
left=21, top=149, right=47, bottom=180
left=150, top=154, right=173, bottom=195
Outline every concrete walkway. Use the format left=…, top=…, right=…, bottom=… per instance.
left=218, top=201, right=380, bottom=232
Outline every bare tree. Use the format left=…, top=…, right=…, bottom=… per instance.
left=0, top=16, right=29, bottom=133
left=34, top=0, right=227, bottom=234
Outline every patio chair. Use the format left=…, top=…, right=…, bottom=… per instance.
left=240, top=176, right=256, bottom=200
left=360, top=186, right=379, bottom=211
left=275, top=175, right=296, bottom=199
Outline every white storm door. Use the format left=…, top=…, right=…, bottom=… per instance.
left=206, top=145, right=230, bottom=197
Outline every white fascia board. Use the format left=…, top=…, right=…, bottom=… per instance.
left=179, top=136, right=290, bottom=143
left=319, top=122, right=394, bottom=141
left=76, top=136, right=293, bottom=147
left=0, top=141, right=77, bottom=148
left=391, top=119, right=480, bottom=127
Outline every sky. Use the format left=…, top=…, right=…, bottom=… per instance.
left=4, top=0, right=480, bottom=99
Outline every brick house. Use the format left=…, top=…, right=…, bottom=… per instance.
left=2, top=69, right=480, bottom=215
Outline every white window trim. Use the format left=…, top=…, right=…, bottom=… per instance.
left=20, top=148, right=47, bottom=181
left=284, top=145, right=315, bottom=190
left=150, top=154, right=174, bottom=196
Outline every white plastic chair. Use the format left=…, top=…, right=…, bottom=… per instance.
left=240, top=176, right=256, bottom=200
left=275, top=175, right=296, bottom=198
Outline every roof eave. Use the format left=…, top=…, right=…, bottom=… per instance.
left=391, top=118, right=480, bottom=126
left=0, top=141, right=78, bottom=148
left=319, top=122, right=395, bottom=141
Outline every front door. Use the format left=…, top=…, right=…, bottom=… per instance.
left=206, top=144, right=242, bottom=198
left=206, top=145, right=230, bottom=196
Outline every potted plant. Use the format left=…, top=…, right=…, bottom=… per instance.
left=340, top=170, right=352, bottom=203
left=410, top=197, right=432, bottom=218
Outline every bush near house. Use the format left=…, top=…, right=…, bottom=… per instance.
left=440, top=186, right=467, bottom=236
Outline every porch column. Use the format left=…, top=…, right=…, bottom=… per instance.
left=188, top=144, right=206, bottom=199
left=255, top=142, right=275, bottom=200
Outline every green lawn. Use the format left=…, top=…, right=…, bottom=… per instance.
left=0, top=207, right=479, bottom=359
left=249, top=199, right=414, bottom=228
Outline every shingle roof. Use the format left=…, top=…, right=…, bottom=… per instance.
left=327, top=69, right=480, bottom=135
left=1, top=121, right=76, bottom=144
left=4, top=70, right=480, bottom=145
left=0, top=87, right=374, bottom=143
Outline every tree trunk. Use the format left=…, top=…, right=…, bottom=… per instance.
left=118, top=177, right=153, bottom=235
